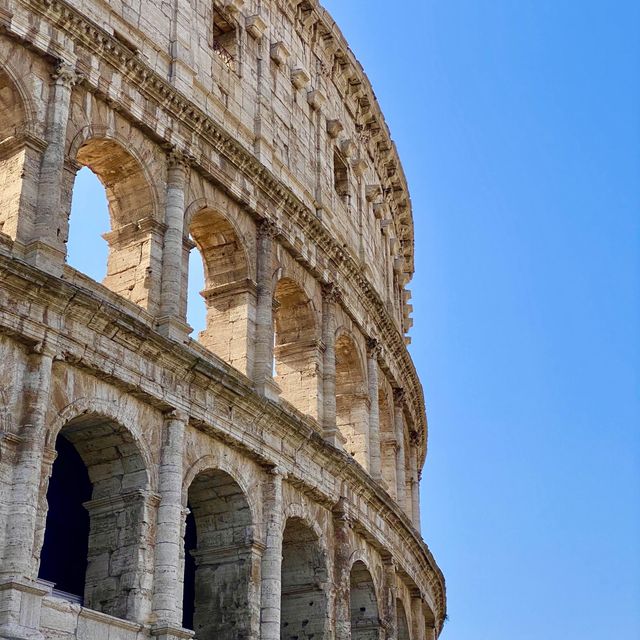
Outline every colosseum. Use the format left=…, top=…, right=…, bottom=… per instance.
left=0, top=0, right=446, bottom=638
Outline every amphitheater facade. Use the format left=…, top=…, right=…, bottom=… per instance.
left=0, top=0, right=445, bottom=638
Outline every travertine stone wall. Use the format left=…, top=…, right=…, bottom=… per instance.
left=0, top=0, right=445, bottom=638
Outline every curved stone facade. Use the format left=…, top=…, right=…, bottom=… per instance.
left=0, top=0, right=445, bottom=638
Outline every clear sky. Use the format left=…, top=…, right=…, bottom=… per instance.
left=318, top=1, right=640, bottom=638
left=66, top=2, right=640, bottom=638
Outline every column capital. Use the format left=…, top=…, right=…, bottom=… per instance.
left=366, top=337, right=381, bottom=359
left=322, top=281, right=342, bottom=304
left=393, top=387, right=406, bottom=407
left=165, top=147, right=192, bottom=171
left=264, top=464, right=288, bottom=480
left=257, top=218, right=280, bottom=239
left=163, top=407, right=190, bottom=423
left=52, top=61, right=80, bottom=88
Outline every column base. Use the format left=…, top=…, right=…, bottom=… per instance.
left=323, top=427, right=346, bottom=450
left=23, top=241, right=65, bottom=278
left=151, top=622, right=195, bottom=640
left=0, top=579, right=50, bottom=640
left=255, top=377, right=281, bottom=403
left=155, top=316, right=193, bottom=344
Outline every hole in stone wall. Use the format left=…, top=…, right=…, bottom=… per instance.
left=66, top=166, right=110, bottom=282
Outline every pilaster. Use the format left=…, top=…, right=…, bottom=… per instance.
left=152, top=409, right=188, bottom=627
left=367, top=338, right=382, bottom=481
left=156, top=151, right=192, bottom=343
left=26, top=62, right=78, bottom=275
left=259, top=466, right=285, bottom=640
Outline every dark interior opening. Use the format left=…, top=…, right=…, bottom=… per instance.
left=38, top=434, right=92, bottom=598
left=182, top=505, right=197, bottom=630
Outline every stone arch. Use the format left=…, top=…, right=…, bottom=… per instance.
left=66, top=128, right=162, bottom=310
left=46, top=398, right=155, bottom=486
left=335, top=330, right=370, bottom=470
left=280, top=516, right=329, bottom=640
left=181, top=466, right=258, bottom=640
left=187, top=202, right=255, bottom=376
left=182, top=454, right=259, bottom=528
left=0, top=63, right=35, bottom=241
left=273, top=276, right=321, bottom=419
left=349, top=559, right=382, bottom=640
left=397, top=598, right=411, bottom=640
left=379, top=384, right=397, bottom=499
left=38, top=410, right=153, bottom=622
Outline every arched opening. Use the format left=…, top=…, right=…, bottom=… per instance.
left=66, top=166, right=109, bottom=282
left=335, top=333, right=369, bottom=469
left=189, top=209, right=254, bottom=376
left=182, top=469, right=254, bottom=639
left=397, top=599, right=411, bottom=640
left=0, top=68, right=29, bottom=241
left=280, top=517, right=328, bottom=639
left=38, top=434, right=91, bottom=599
left=187, top=238, right=206, bottom=336
left=67, top=138, right=158, bottom=310
left=39, top=413, right=150, bottom=620
left=379, top=387, right=397, bottom=499
left=349, top=561, right=381, bottom=640
left=273, top=278, right=320, bottom=420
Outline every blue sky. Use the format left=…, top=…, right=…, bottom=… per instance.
left=66, top=2, right=640, bottom=638
left=318, top=1, right=640, bottom=638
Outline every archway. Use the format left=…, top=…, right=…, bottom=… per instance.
left=67, top=137, right=158, bottom=310
left=0, top=67, right=29, bottom=240
left=182, top=469, right=254, bottom=639
left=379, top=386, right=397, bottom=498
left=349, top=560, right=381, bottom=640
left=335, top=333, right=369, bottom=469
left=39, top=413, right=150, bottom=620
left=273, top=278, right=320, bottom=419
left=189, top=208, right=253, bottom=376
left=280, top=517, right=328, bottom=639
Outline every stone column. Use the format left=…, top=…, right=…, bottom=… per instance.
left=0, top=344, right=54, bottom=640
left=409, top=438, right=421, bottom=532
left=366, top=339, right=382, bottom=481
left=393, top=389, right=407, bottom=512
left=332, top=498, right=352, bottom=640
left=152, top=410, right=188, bottom=631
left=322, top=283, right=343, bottom=447
left=254, top=220, right=277, bottom=399
left=383, top=556, right=397, bottom=640
left=157, top=151, right=191, bottom=342
left=410, top=592, right=428, bottom=640
left=2, top=345, right=54, bottom=579
left=259, top=466, right=285, bottom=640
left=27, top=62, right=77, bottom=274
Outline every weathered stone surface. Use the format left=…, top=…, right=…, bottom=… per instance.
left=0, top=0, right=445, bottom=638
